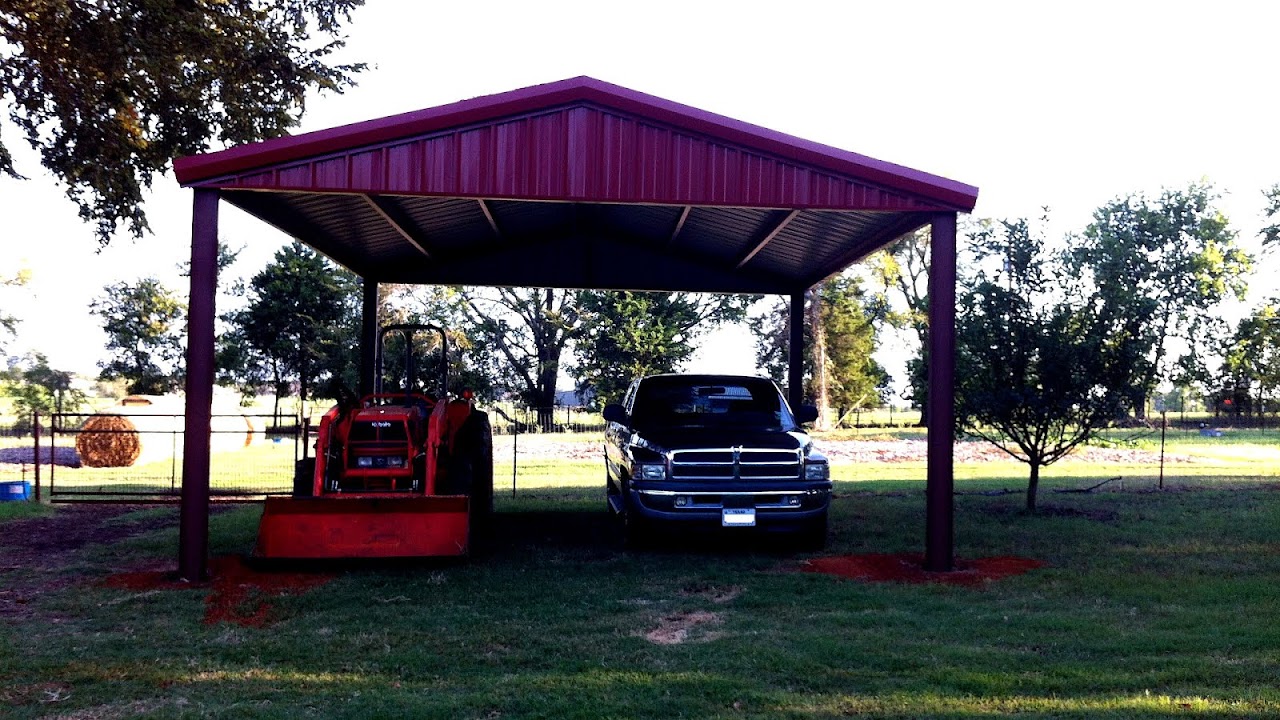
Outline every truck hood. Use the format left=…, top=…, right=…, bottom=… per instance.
left=631, top=427, right=811, bottom=453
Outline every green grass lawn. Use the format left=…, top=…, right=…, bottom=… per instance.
left=3, top=444, right=1280, bottom=718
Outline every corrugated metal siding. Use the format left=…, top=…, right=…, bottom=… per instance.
left=204, top=106, right=940, bottom=212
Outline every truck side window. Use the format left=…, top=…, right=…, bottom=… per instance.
left=623, top=380, right=640, bottom=415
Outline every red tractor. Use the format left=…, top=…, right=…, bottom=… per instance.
left=254, top=324, right=493, bottom=559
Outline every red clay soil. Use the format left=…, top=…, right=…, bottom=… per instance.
left=801, top=553, right=1045, bottom=586
left=103, top=555, right=333, bottom=627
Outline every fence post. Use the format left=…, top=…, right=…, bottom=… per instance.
left=32, top=411, right=41, bottom=502
left=512, top=416, right=518, bottom=499
left=48, top=412, right=55, bottom=493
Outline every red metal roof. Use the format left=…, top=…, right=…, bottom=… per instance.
left=174, top=76, right=978, bottom=293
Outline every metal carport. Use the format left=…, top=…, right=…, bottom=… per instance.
left=173, top=76, right=978, bottom=580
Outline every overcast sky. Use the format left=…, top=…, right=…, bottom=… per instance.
left=3, top=0, right=1277, bottom=385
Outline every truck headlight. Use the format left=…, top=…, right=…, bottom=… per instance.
left=804, top=462, right=829, bottom=480
left=636, top=463, right=666, bottom=481
left=356, top=456, right=373, bottom=468
left=386, top=457, right=405, bottom=468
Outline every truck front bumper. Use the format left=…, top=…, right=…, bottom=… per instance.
left=627, top=483, right=831, bottom=531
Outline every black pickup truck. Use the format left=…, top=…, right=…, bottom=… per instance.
left=602, top=374, right=830, bottom=548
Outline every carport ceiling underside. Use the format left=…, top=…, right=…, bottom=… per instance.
left=176, top=77, right=978, bottom=295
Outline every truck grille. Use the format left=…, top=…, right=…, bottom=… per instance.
left=669, top=448, right=802, bottom=481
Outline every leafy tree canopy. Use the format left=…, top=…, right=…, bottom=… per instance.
left=1070, top=181, right=1252, bottom=415
left=228, top=242, right=359, bottom=411
left=459, top=287, right=579, bottom=430
left=89, top=276, right=186, bottom=394
left=0, top=267, right=30, bottom=353
left=818, top=275, right=890, bottom=424
left=2, top=352, right=84, bottom=429
left=0, top=0, right=365, bottom=244
left=573, top=291, right=750, bottom=406
left=1220, top=300, right=1280, bottom=416
left=1262, top=184, right=1280, bottom=251
left=751, top=275, right=887, bottom=426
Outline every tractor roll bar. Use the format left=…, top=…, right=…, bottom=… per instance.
left=375, top=323, right=449, bottom=398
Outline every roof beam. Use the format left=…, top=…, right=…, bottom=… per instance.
left=668, top=205, right=691, bottom=245
left=478, top=199, right=503, bottom=239
left=361, top=194, right=433, bottom=260
left=734, top=209, right=800, bottom=270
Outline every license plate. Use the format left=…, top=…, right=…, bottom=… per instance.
left=722, top=508, right=756, bottom=527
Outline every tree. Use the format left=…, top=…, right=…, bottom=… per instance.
left=1069, top=182, right=1252, bottom=417
left=751, top=274, right=887, bottom=427
left=820, top=276, right=890, bottom=426
left=869, top=229, right=931, bottom=424
left=1262, top=184, right=1280, bottom=251
left=459, top=288, right=579, bottom=431
left=2, top=352, right=84, bottom=431
left=0, top=267, right=29, bottom=353
left=1220, top=301, right=1280, bottom=422
left=957, top=219, right=1146, bottom=513
left=229, top=243, right=359, bottom=419
left=0, top=0, right=365, bottom=244
left=572, top=291, right=750, bottom=406
left=90, top=277, right=185, bottom=394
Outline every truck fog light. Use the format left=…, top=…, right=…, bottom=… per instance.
left=674, top=495, right=689, bottom=508
left=785, top=495, right=800, bottom=506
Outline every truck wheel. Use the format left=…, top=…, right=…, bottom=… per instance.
left=623, top=511, right=652, bottom=550
left=797, top=511, right=829, bottom=552
left=293, top=458, right=315, bottom=497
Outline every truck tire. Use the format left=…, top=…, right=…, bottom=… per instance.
left=293, top=458, right=316, bottom=497
left=797, top=510, right=829, bottom=552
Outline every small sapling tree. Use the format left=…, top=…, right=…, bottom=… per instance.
left=956, top=218, right=1145, bottom=512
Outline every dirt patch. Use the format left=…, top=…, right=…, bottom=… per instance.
left=0, top=504, right=240, bottom=620
left=0, top=505, right=185, bottom=619
left=103, top=555, right=333, bottom=627
left=642, top=610, right=723, bottom=645
left=801, top=553, right=1045, bottom=586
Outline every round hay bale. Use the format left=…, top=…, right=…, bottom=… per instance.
left=76, top=414, right=142, bottom=468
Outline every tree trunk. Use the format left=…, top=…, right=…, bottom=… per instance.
left=536, top=341, right=560, bottom=433
left=1026, top=460, right=1040, bottom=514
left=808, top=288, right=830, bottom=431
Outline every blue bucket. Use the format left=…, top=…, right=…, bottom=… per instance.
left=0, top=481, right=32, bottom=501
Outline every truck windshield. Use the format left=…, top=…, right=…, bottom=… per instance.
left=630, top=378, right=794, bottom=430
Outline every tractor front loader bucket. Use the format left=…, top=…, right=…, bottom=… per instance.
left=253, top=496, right=471, bottom=559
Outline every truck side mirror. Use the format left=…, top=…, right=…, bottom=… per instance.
left=602, top=404, right=627, bottom=424
left=794, top=405, right=819, bottom=425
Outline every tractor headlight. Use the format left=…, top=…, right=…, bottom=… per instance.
left=356, top=456, right=373, bottom=468
left=386, top=457, right=405, bottom=468
left=636, top=462, right=666, bottom=481
left=804, top=462, right=829, bottom=480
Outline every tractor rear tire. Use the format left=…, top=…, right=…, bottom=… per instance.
left=451, top=411, right=494, bottom=554
left=293, top=458, right=316, bottom=497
